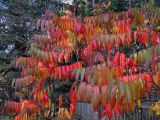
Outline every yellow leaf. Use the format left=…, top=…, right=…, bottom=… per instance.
left=137, top=99, right=141, bottom=107
left=64, top=109, right=71, bottom=119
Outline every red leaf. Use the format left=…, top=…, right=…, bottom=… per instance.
left=120, top=53, right=126, bottom=68
left=118, top=104, right=124, bottom=116
left=92, top=40, right=98, bottom=51
left=70, top=103, right=75, bottom=117
left=105, top=104, right=112, bottom=120
left=139, top=32, right=149, bottom=46
left=78, top=82, right=86, bottom=101
left=113, top=52, right=120, bottom=67
left=114, top=103, right=118, bottom=118
left=143, top=74, right=152, bottom=92
left=42, top=91, right=49, bottom=106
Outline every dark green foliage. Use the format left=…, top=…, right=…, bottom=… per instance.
left=0, top=0, right=55, bottom=52
left=0, top=0, right=56, bottom=106
left=74, top=0, right=96, bottom=18
left=154, top=0, right=160, bottom=7
left=110, top=0, right=129, bottom=12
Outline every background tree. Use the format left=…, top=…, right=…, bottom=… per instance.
left=0, top=0, right=59, bottom=115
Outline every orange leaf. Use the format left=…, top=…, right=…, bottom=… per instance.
left=78, top=82, right=86, bottom=101
left=85, top=84, right=92, bottom=103
left=14, top=115, right=22, bottom=120
left=91, top=85, right=100, bottom=111
left=101, top=85, right=107, bottom=109
left=59, top=95, right=63, bottom=107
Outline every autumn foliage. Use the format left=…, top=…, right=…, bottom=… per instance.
left=1, top=5, right=160, bottom=120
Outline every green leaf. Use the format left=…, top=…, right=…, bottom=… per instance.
left=76, top=68, right=81, bottom=81
left=118, top=81, right=124, bottom=101
left=137, top=78, right=143, bottom=97
left=135, top=78, right=143, bottom=99
left=106, top=79, right=116, bottom=99
left=125, top=83, right=131, bottom=103
left=109, top=86, right=117, bottom=108
left=27, top=50, right=32, bottom=56
left=80, top=68, right=85, bottom=82
left=141, top=49, right=148, bottom=63
left=129, top=82, right=136, bottom=102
